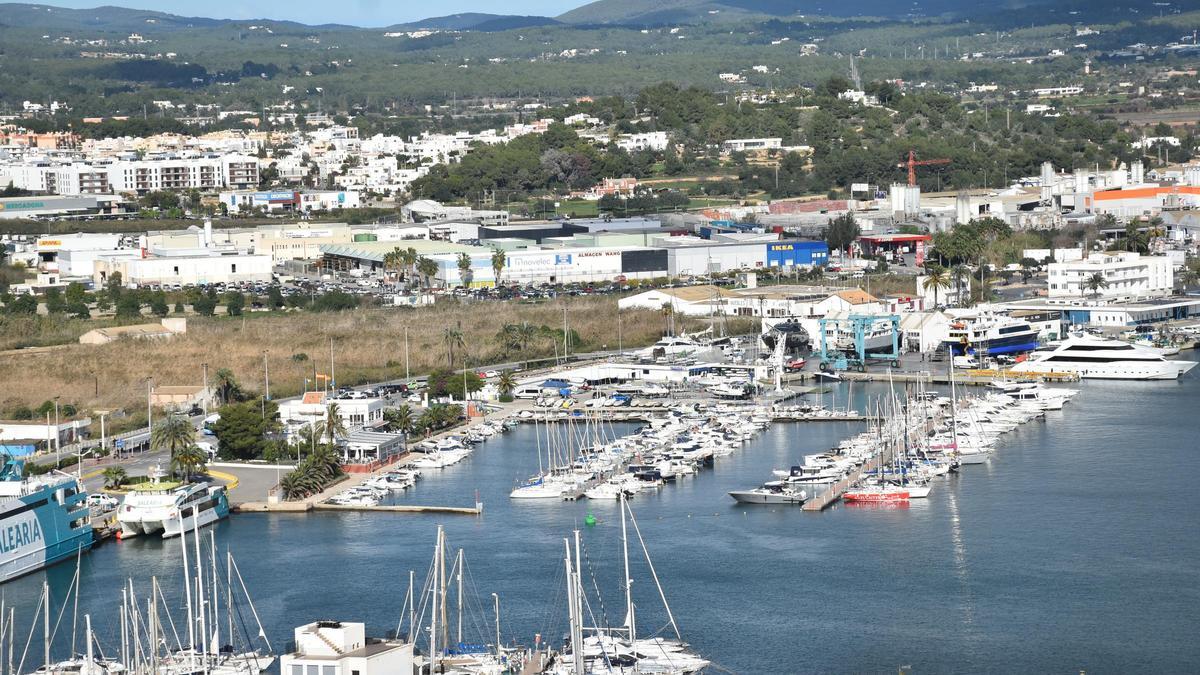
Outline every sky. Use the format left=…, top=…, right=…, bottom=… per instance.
left=38, top=0, right=593, bottom=26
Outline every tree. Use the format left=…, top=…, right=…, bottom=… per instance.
left=115, top=294, right=142, bottom=320
left=171, top=445, right=208, bottom=481
left=322, top=402, right=347, bottom=446
left=151, top=414, right=197, bottom=480
left=267, top=285, right=284, bottom=309
left=214, top=368, right=243, bottom=404
left=824, top=214, right=860, bottom=255
left=1084, top=272, right=1109, bottom=298
left=383, top=405, right=414, bottom=434
left=442, top=327, right=464, bottom=367
left=149, top=293, right=169, bottom=317
left=102, top=466, right=127, bottom=489
left=211, top=400, right=279, bottom=460
left=193, top=294, right=217, bottom=316
left=490, top=248, right=506, bottom=286
left=416, top=256, right=439, bottom=288
left=426, top=368, right=482, bottom=400
left=2, top=294, right=37, bottom=315
left=497, top=370, right=517, bottom=399
left=923, top=266, right=951, bottom=307
left=225, top=291, right=245, bottom=316
left=456, top=252, right=474, bottom=288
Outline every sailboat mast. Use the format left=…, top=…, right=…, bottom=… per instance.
left=84, top=615, right=93, bottom=672
left=179, top=509, right=196, bottom=655
left=192, top=507, right=209, bottom=668
left=407, top=570, right=416, bottom=642
left=210, top=531, right=220, bottom=657
left=430, top=526, right=441, bottom=674
left=620, top=495, right=636, bottom=642
left=42, top=582, right=50, bottom=670
left=455, top=549, right=463, bottom=647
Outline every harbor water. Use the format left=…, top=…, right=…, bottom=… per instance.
left=8, top=375, right=1200, bottom=674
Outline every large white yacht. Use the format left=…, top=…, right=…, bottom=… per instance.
left=1021, top=337, right=1197, bottom=380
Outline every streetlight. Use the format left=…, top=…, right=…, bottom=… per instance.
left=53, top=396, right=60, bottom=468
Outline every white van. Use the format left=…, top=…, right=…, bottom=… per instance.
left=514, top=386, right=543, bottom=400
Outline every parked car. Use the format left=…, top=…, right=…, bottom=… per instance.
left=86, top=493, right=119, bottom=509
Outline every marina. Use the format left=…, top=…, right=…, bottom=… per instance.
left=0, top=369, right=1194, bottom=672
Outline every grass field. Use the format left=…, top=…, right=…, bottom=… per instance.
left=0, top=296, right=684, bottom=418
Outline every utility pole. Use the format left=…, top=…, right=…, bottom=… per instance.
left=53, top=397, right=60, bottom=467
left=201, top=363, right=209, bottom=416
left=263, top=351, right=270, bottom=401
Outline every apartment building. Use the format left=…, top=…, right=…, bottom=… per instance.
left=1047, top=252, right=1173, bottom=300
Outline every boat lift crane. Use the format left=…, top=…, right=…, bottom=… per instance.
left=817, top=314, right=902, bottom=372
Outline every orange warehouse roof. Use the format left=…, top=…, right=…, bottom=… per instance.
left=1093, top=186, right=1200, bottom=201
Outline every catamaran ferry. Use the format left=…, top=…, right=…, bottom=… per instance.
left=0, top=457, right=93, bottom=584
left=118, top=469, right=230, bottom=539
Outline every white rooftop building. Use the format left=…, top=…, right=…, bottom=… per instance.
left=279, top=621, right=412, bottom=675
left=1047, top=252, right=1173, bottom=300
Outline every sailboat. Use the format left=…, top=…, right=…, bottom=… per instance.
left=547, top=496, right=709, bottom=675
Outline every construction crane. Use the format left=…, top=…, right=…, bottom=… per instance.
left=899, top=150, right=951, bottom=187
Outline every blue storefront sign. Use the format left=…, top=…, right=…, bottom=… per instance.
left=765, top=241, right=829, bottom=266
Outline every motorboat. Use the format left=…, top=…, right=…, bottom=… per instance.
left=942, top=311, right=1041, bottom=356
left=728, top=482, right=807, bottom=504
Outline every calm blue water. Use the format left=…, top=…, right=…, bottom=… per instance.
left=10, top=376, right=1200, bottom=674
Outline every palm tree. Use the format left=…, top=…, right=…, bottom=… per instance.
left=383, top=405, right=414, bottom=434
left=951, top=264, right=972, bottom=306
left=443, top=327, right=464, bottom=367
left=491, top=248, right=506, bottom=287
left=416, top=256, right=439, bottom=288
left=152, top=414, right=196, bottom=479
left=383, top=247, right=404, bottom=290
left=1084, top=272, right=1109, bottom=299
left=1178, top=267, right=1199, bottom=291
left=171, top=445, right=208, bottom=481
left=323, top=402, right=347, bottom=446
left=497, top=370, right=517, bottom=398
left=102, top=466, right=127, bottom=489
left=279, top=469, right=323, bottom=501
left=456, top=252, right=474, bottom=288
left=213, top=368, right=241, bottom=404
left=923, top=266, right=951, bottom=307
left=306, top=444, right=343, bottom=481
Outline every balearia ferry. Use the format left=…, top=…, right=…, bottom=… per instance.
left=0, top=457, right=93, bottom=583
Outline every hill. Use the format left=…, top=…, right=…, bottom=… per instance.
left=393, top=12, right=559, bottom=32
left=555, top=0, right=1162, bottom=24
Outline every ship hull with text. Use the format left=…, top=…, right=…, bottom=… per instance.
left=118, top=480, right=230, bottom=539
left=942, top=313, right=1040, bottom=356
left=0, top=460, right=94, bottom=584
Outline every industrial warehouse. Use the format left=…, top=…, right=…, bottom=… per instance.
left=316, top=216, right=830, bottom=286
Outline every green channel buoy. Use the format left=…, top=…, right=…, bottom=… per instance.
left=585, top=513, right=597, bottom=527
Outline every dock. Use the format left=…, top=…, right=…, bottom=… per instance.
left=801, top=455, right=883, bottom=511
left=233, top=501, right=481, bottom=515
left=314, top=503, right=481, bottom=515
left=836, top=368, right=1078, bottom=386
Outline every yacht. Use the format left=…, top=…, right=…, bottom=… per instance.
left=638, top=335, right=705, bottom=359
left=1020, top=337, right=1197, bottom=380
left=761, top=319, right=811, bottom=354
left=0, top=457, right=93, bottom=584
left=942, top=312, right=1040, bottom=356
left=117, top=469, right=230, bottom=539
left=728, top=482, right=807, bottom=504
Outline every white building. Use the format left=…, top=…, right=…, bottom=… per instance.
left=93, top=249, right=273, bottom=287
left=1047, top=252, right=1173, bottom=300
left=722, top=138, right=783, bottom=153
left=276, top=392, right=385, bottom=441
left=279, top=621, right=412, bottom=675
left=615, top=132, right=669, bottom=153
left=220, top=189, right=361, bottom=214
